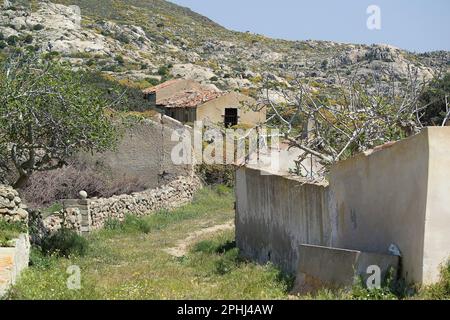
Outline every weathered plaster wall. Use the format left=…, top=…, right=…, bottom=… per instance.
left=197, top=92, right=266, bottom=126
left=422, top=127, right=450, bottom=283
left=236, top=128, right=450, bottom=285
left=78, top=117, right=194, bottom=190
left=330, top=131, right=430, bottom=284
left=235, top=166, right=333, bottom=274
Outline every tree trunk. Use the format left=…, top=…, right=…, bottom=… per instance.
left=13, top=174, right=29, bottom=190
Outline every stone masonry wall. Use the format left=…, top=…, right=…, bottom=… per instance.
left=39, top=175, right=202, bottom=234
left=0, top=185, right=28, bottom=223
left=89, top=175, right=202, bottom=230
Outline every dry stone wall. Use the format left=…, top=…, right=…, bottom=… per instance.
left=37, top=175, right=202, bottom=234
left=88, top=175, right=201, bottom=230
left=0, top=185, right=28, bottom=223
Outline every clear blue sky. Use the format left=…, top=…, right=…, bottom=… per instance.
left=169, top=0, right=449, bottom=53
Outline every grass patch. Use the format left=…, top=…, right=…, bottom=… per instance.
left=41, top=229, right=89, bottom=258
left=418, top=262, right=450, bottom=300
left=0, top=219, right=27, bottom=247
left=8, top=184, right=446, bottom=300
left=7, top=186, right=292, bottom=300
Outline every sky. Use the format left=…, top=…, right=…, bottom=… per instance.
left=169, top=0, right=450, bottom=53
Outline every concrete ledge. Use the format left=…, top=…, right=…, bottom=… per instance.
left=293, top=244, right=399, bottom=295
left=0, top=234, right=30, bottom=297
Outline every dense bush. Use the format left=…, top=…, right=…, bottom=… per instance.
left=6, top=35, right=18, bottom=46
left=41, top=229, right=88, bottom=258
left=20, top=161, right=148, bottom=209
left=420, top=73, right=450, bottom=126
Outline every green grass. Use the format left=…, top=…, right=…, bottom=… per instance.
left=6, top=186, right=292, bottom=300
left=5, top=185, right=449, bottom=300
left=0, top=219, right=27, bottom=247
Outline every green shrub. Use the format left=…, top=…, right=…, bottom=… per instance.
left=0, top=41, right=7, bottom=49
left=0, top=220, right=27, bottom=247
left=214, top=249, right=240, bottom=275
left=29, top=246, right=56, bottom=269
left=104, top=215, right=151, bottom=234
left=215, top=184, right=231, bottom=196
left=196, top=164, right=235, bottom=187
left=145, top=77, right=160, bottom=86
left=22, top=34, right=33, bottom=44
left=6, top=35, right=19, bottom=46
left=104, top=217, right=123, bottom=231
left=114, top=55, right=125, bottom=64
left=157, top=65, right=171, bottom=76
left=420, top=261, right=450, bottom=299
left=41, top=229, right=89, bottom=258
left=114, top=33, right=130, bottom=44
left=123, top=215, right=151, bottom=234
left=32, top=24, right=45, bottom=31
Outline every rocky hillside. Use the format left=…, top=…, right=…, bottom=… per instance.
left=1, top=0, right=449, bottom=98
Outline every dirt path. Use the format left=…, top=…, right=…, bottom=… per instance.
left=164, top=220, right=235, bottom=257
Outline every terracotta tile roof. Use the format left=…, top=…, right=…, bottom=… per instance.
left=142, top=79, right=185, bottom=94
left=157, top=90, right=225, bottom=108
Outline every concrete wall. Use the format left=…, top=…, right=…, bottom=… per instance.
left=197, top=92, right=266, bottom=126
left=78, top=117, right=193, bottom=190
left=235, top=166, right=333, bottom=274
left=423, top=128, right=450, bottom=283
left=330, top=127, right=450, bottom=284
left=236, top=128, right=450, bottom=285
left=330, top=131, right=429, bottom=284
left=0, top=234, right=30, bottom=297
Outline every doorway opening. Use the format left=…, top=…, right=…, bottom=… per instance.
left=224, top=108, right=238, bottom=128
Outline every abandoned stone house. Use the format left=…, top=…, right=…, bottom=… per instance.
left=143, top=79, right=266, bottom=127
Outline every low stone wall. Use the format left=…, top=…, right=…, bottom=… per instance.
left=0, top=185, right=28, bottom=223
left=0, top=234, right=31, bottom=297
left=88, top=175, right=202, bottom=230
left=39, top=175, right=202, bottom=234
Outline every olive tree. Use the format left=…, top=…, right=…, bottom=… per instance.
left=0, top=53, right=119, bottom=188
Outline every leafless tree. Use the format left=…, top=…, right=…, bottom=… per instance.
left=259, top=63, right=442, bottom=178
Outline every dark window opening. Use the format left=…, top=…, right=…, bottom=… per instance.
left=224, top=108, right=238, bottom=128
